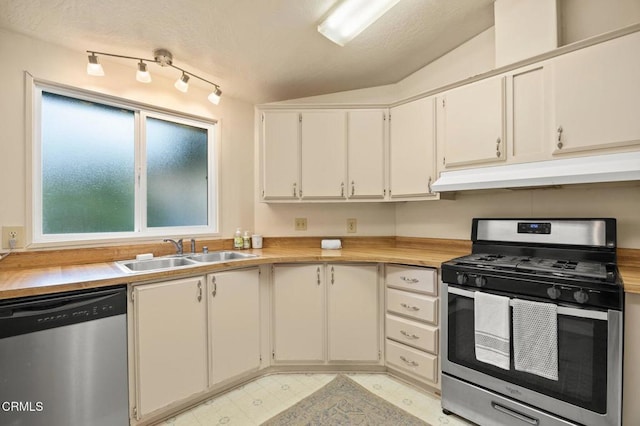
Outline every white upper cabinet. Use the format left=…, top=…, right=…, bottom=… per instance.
left=506, top=65, right=551, bottom=164
left=550, top=31, right=640, bottom=155
left=347, top=110, right=386, bottom=199
left=261, top=111, right=300, bottom=200
left=389, top=96, right=437, bottom=198
left=300, top=111, right=347, bottom=199
left=441, top=76, right=506, bottom=168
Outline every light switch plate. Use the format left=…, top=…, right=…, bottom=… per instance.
left=347, top=218, right=357, bottom=233
left=2, top=226, right=25, bottom=249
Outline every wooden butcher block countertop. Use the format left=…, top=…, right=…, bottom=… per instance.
left=0, top=237, right=639, bottom=299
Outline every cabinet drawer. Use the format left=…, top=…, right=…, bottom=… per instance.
left=386, top=265, right=437, bottom=295
left=386, top=340, right=438, bottom=383
left=386, top=288, right=438, bottom=324
left=386, top=314, right=438, bottom=354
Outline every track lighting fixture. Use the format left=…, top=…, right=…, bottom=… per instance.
left=86, top=49, right=222, bottom=104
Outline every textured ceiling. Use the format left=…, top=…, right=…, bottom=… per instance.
left=0, top=0, right=495, bottom=103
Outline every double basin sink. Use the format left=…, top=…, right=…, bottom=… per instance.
left=116, top=251, right=257, bottom=273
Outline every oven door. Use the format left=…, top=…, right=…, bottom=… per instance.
left=441, top=283, right=622, bottom=426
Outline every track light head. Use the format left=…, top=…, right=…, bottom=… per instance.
left=86, top=53, right=105, bottom=76
left=208, top=87, right=222, bottom=105
left=174, top=73, right=190, bottom=93
left=136, top=61, right=152, bottom=83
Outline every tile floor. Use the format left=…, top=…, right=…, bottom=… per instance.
left=163, top=373, right=473, bottom=426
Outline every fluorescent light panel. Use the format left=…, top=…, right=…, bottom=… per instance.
left=318, top=0, right=402, bottom=46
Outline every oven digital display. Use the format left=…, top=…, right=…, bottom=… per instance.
left=518, top=222, right=551, bottom=234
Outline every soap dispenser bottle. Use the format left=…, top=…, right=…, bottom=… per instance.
left=234, top=228, right=243, bottom=249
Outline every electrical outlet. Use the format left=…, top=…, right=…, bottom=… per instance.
left=347, top=218, right=357, bottom=233
left=294, top=218, right=307, bottom=231
left=2, top=226, right=25, bottom=249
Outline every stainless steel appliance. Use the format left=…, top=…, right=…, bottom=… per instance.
left=441, top=218, right=623, bottom=426
left=0, top=286, right=128, bottom=426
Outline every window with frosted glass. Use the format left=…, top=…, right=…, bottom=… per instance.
left=146, top=117, right=208, bottom=227
left=36, top=87, right=217, bottom=241
left=41, top=92, right=135, bottom=234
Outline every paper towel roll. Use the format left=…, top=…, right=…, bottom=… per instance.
left=321, top=239, right=342, bottom=249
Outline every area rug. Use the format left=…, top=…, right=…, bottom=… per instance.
left=261, top=375, right=430, bottom=425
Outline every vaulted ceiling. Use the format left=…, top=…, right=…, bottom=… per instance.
left=0, top=0, right=495, bottom=103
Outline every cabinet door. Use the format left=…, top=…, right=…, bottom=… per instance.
left=389, top=97, right=436, bottom=198
left=442, top=77, right=506, bottom=167
left=300, top=111, right=347, bottom=199
left=508, top=66, right=549, bottom=163
left=134, top=277, right=207, bottom=418
left=262, top=111, right=300, bottom=200
left=551, top=32, right=640, bottom=154
left=347, top=110, right=386, bottom=199
left=327, top=264, right=380, bottom=362
left=208, top=268, right=260, bottom=386
left=273, top=265, right=325, bottom=362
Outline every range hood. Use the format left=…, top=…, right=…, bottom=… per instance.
left=431, top=151, right=640, bottom=192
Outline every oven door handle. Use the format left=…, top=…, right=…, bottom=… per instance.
left=491, top=402, right=539, bottom=425
left=446, top=286, right=609, bottom=321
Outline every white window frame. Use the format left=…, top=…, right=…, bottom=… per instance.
left=27, top=76, right=220, bottom=246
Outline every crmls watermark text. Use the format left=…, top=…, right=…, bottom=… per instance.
left=1, top=401, right=44, bottom=412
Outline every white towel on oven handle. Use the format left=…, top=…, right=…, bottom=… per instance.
left=474, top=291, right=511, bottom=370
left=512, top=298, right=559, bottom=381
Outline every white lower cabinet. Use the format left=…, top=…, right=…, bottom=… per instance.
left=133, top=276, right=208, bottom=419
left=272, top=263, right=381, bottom=364
left=272, top=264, right=325, bottom=362
left=208, top=268, right=261, bottom=386
left=327, top=264, right=380, bottom=362
left=385, top=265, right=440, bottom=388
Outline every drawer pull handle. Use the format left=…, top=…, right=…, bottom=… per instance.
left=400, top=303, right=420, bottom=311
left=400, top=356, right=419, bottom=367
left=400, top=276, right=419, bottom=284
left=400, top=330, right=420, bottom=339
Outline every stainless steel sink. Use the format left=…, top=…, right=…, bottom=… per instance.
left=116, top=256, right=198, bottom=273
left=186, top=251, right=257, bottom=263
left=115, top=251, right=257, bottom=273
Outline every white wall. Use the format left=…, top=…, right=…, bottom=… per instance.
left=560, top=0, right=640, bottom=45
left=0, top=28, right=255, bottom=244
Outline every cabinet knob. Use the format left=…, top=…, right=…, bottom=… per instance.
left=496, top=137, right=501, bottom=157
left=197, top=281, right=203, bottom=302
left=351, top=181, right=355, bottom=197
left=340, top=182, right=345, bottom=197
left=293, top=182, right=297, bottom=197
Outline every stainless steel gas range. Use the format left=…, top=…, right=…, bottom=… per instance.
left=440, top=218, right=623, bottom=426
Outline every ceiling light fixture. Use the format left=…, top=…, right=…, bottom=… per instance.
left=317, top=0, right=402, bottom=46
left=86, top=49, right=222, bottom=104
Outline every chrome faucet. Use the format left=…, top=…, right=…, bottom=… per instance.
left=163, top=238, right=184, bottom=255
left=190, top=238, right=196, bottom=254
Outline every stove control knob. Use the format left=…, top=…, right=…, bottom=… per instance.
left=573, top=289, right=589, bottom=304
left=474, top=276, right=487, bottom=287
left=456, top=273, right=468, bottom=285
left=547, top=286, right=561, bottom=300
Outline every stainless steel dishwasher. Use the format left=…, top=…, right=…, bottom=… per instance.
left=0, top=285, right=128, bottom=426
